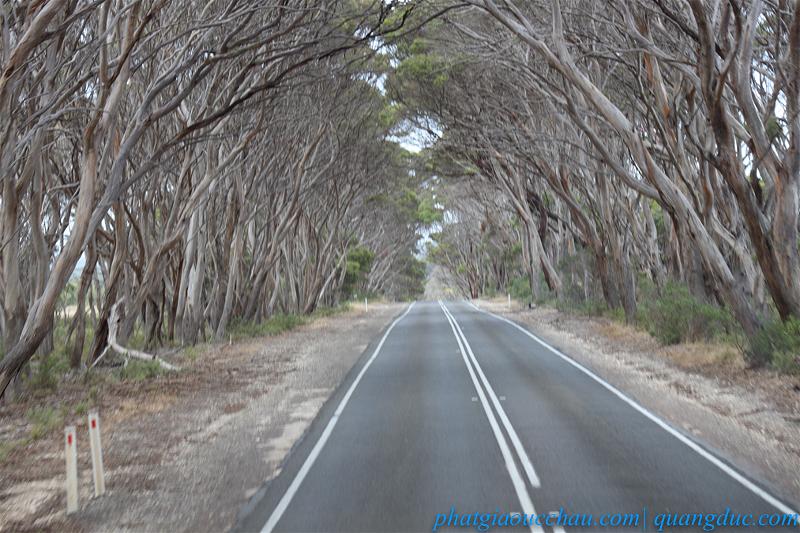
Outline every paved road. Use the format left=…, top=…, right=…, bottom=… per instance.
left=234, top=301, right=798, bottom=532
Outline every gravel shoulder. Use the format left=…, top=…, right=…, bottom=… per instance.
left=474, top=299, right=800, bottom=509
left=0, top=303, right=404, bottom=532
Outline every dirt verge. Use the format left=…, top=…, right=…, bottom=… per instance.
left=0, top=303, right=404, bottom=532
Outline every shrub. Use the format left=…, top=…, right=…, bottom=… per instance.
left=74, top=400, right=88, bottom=416
left=580, top=300, right=604, bottom=315
left=229, top=313, right=308, bottom=340
left=261, top=313, right=307, bottom=335
left=311, top=304, right=350, bottom=319
left=182, top=345, right=204, bottom=361
left=126, top=327, right=149, bottom=350
left=342, top=246, right=374, bottom=298
left=638, top=282, right=734, bottom=345
left=749, top=317, right=800, bottom=369
left=555, top=297, right=606, bottom=316
left=0, top=440, right=22, bottom=464
left=771, top=350, right=800, bottom=375
left=27, top=407, right=63, bottom=440
left=27, top=351, right=69, bottom=395
left=117, top=359, right=165, bottom=381
left=605, top=307, right=626, bottom=322
left=508, top=276, right=531, bottom=302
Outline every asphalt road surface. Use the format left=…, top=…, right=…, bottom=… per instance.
left=234, top=301, right=798, bottom=533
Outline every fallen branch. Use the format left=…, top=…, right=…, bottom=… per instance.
left=89, top=345, right=111, bottom=369
left=106, top=301, right=180, bottom=371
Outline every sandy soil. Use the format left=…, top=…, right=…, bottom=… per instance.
left=0, top=303, right=404, bottom=532
left=474, top=298, right=800, bottom=508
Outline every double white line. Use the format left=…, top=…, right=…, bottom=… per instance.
left=439, top=301, right=559, bottom=533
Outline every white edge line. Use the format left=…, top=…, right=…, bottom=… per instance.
left=441, top=302, right=541, bottom=488
left=466, top=300, right=800, bottom=517
left=438, top=301, right=543, bottom=533
left=261, top=302, right=416, bottom=533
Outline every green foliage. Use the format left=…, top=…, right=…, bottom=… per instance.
left=116, top=359, right=166, bottom=382
left=379, top=102, right=404, bottom=130
left=229, top=313, right=308, bottom=340
left=509, top=276, right=532, bottom=302
left=0, top=440, right=23, bottom=464
left=87, top=384, right=102, bottom=404
left=408, top=37, right=429, bottom=55
left=416, top=196, right=442, bottom=225
left=554, top=297, right=606, bottom=316
left=311, top=303, right=351, bottom=319
left=182, top=345, right=204, bottom=362
left=27, top=406, right=63, bottom=440
left=259, top=314, right=307, bottom=335
left=373, top=2, right=419, bottom=37
left=637, top=282, right=734, bottom=345
left=502, top=243, right=523, bottom=264
left=397, top=53, right=446, bottom=86
left=347, top=247, right=375, bottom=273
left=771, top=350, right=800, bottom=374
left=397, top=188, right=421, bottom=220
left=749, top=317, right=800, bottom=370
left=59, top=279, right=79, bottom=307
left=73, top=400, right=88, bottom=417
left=766, top=116, right=783, bottom=140
left=392, top=255, right=427, bottom=301
left=26, top=351, right=69, bottom=395
left=650, top=200, right=666, bottom=243
left=126, top=327, right=148, bottom=351
left=342, top=246, right=375, bottom=298
left=606, top=307, right=627, bottom=322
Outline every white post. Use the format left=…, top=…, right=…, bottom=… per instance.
left=364, top=297, right=368, bottom=313
left=64, top=426, right=78, bottom=514
left=87, top=411, right=106, bottom=497
left=508, top=293, right=511, bottom=310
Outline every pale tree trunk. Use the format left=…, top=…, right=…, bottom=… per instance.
left=69, top=241, right=97, bottom=368
left=216, top=226, right=243, bottom=340
left=182, top=208, right=207, bottom=344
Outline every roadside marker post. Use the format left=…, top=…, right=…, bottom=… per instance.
left=365, top=298, right=368, bottom=313
left=87, top=411, right=106, bottom=497
left=64, top=426, right=78, bottom=514
left=508, top=293, right=511, bottom=310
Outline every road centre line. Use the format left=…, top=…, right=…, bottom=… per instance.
left=440, top=302, right=541, bottom=489
left=465, top=300, right=800, bottom=517
left=260, top=302, right=416, bottom=533
left=438, top=301, right=543, bottom=533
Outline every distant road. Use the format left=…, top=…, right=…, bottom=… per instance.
left=234, top=301, right=798, bottom=533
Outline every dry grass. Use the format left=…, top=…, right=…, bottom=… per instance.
left=659, top=342, right=744, bottom=370
left=594, top=320, right=654, bottom=347
left=114, top=393, right=178, bottom=422
left=592, top=315, right=743, bottom=371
